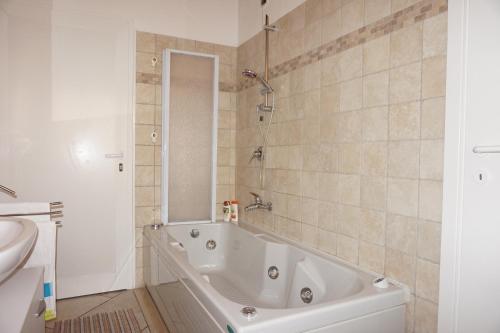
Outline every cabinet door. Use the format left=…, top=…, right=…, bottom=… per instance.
left=22, top=271, right=45, bottom=333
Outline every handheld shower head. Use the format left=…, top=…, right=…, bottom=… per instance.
left=241, top=69, right=274, bottom=93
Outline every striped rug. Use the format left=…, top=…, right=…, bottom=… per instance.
left=53, top=309, right=141, bottom=333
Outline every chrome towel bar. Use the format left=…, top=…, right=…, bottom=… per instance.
left=0, top=185, right=17, bottom=198
left=0, top=201, right=64, bottom=221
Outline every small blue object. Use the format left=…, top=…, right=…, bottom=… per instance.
left=44, top=282, right=52, bottom=297
left=227, top=324, right=235, bottom=333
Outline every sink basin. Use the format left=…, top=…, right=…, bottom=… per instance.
left=0, top=218, right=37, bottom=283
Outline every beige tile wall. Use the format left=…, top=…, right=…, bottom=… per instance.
left=134, top=32, right=238, bottom=287
left=236, top=1, right=447, bottom=332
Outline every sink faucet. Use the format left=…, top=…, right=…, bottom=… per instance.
left=0, top=185, right=17, bottom=198
left=245, top=192, right=272, bottom=212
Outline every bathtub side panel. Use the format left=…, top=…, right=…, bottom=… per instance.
left=305, top=305, right=405, bottom=333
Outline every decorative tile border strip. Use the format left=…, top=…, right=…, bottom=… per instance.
left=238, top=0, right=447, bottom=91
left=135, top=72, right=238, bottom=93
left=136, top=73, right=161, bottom=85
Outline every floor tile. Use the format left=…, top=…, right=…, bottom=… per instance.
left=134, top=288, right=169, bottom=333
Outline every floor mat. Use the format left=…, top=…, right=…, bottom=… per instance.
left=52, top=308, right=141, bottom=333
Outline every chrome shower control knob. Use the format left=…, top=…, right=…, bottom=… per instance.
left=206, top=239, right=216, bottom=250
left=268, top=266, right=279, bottom=279
left=300, top=287, right=313, bottom=304
left=190, top=229, right=200, bottom=238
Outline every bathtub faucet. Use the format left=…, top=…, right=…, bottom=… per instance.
left=245, top=192, right=272, bottom=212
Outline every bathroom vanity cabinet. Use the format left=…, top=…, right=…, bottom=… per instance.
left=0, top=267, right=45, bottom=333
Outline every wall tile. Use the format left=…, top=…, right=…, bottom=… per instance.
left=135, top=166, right=154, bottom=186
left=340, top=78, right=363, bottom=111
left=391, top=0, right=419, bottom=13
left=359, top=241, right=385, bottom=273
left=361, top=142, right=388, bottom=177
left=388, top=141, right=420, bottom=179
left=385, top=248, right=416, bottom=291
left=361, top=106, right=388, bottom=141
left=135, top=146, right=154, bottom=166
left=136, top=104, right=155, bottom=125
left=338, top=143, right=361, bottom=174
left=338, top=174, right=361, bottom=206
left=417, top=220, right=441, bottom=263
left=338, top=46, right=363, bottom=82
left=421, top=97, right=445, bottom=139
left=423, top=13, right=448, bottom=58
left=337, top=234, right=359, bottom=264
left=359, top=208, right=386, bottom=245
left=135, top=187, right=154, bottom=207
left=389, top=62, right=422, bottom=104
left=318, top=172, right=339, bottom=202
left=389, top=102, right=421, bottom=140
left=318, top=229, right=337, bottom=254
left=422, top=55, right=447, bottom=99
left=338, top=204, right=361, bottom=237
left=361, top=176, right=387, bottom=210
left=363, top=35, right=390, bottom=75
left=341, top=0, right=365, bottom=35
left=136, top=83, right=155, bottom=104
left=420, top=140, right=444, bottom=180
left=418, top=180, right=443, bottom=222
left=387, top=178, right=419, bottom=217
left=364, top=0, right=391, bottom=24
left=302, top=223, right=319, bottom=247
left=363, top=71, right=389, bottom=107
left=390, top=23, right=423, bottom=67
left=136, top=32, right=155, bottom=53
left=387, top=214, right=417, bottom=255
left=318, top=201, right=338, bottom=232
left=322, top=8, right=342, bottom=44
left=414, top=298, right=438, bottom=333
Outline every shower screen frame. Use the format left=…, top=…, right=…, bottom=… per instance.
left=161, top=49, right=219, bottom=225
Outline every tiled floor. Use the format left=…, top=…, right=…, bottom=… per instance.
left=45, top=288, right=169, bottom=333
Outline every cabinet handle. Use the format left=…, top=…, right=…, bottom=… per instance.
left=34, top=299, right=46, bottom=318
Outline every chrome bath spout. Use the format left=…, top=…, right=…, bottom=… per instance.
left=245, top=192, right=272, bottom=212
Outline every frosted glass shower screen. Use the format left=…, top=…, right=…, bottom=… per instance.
left=162, top=50, right=218, bottom=223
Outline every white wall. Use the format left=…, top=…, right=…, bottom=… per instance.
left=439, top=0, right=500, bottom=332
left=238, top=0, right=305, bottom=44
left=57, top=0, right=239, bottom=46
left=0, top=8, right=7, bottom=146
left=1, top=0, right=239, bottom=46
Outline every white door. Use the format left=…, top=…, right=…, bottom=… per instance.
left=440, top=0, right=500, bottom=331
left=0, top=7, right=134, bottom=298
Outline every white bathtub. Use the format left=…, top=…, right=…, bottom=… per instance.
left=143, top=222, right=406, bottom=333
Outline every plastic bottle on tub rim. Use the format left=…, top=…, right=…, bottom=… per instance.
left=223, top=201, right=231, bottom=222
left=230, top=200, right=239, bottom=223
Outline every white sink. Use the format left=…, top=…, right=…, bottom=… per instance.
left=0, top=218, right=37, bottom=283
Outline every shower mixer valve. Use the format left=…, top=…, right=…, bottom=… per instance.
left=249, top=146, right=264, bottom=163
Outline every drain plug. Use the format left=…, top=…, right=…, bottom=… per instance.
left=241, top=306, right=257, bottom=319
left=268, top=266, right=279, bottom=279
left=206, top=239, right=216, bottom=250
left=300, top=287, right=313, bottom=304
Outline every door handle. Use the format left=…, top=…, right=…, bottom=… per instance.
left=104, top=153, right=124, bottom=158
left=34, top=299, right=46, bottom=318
